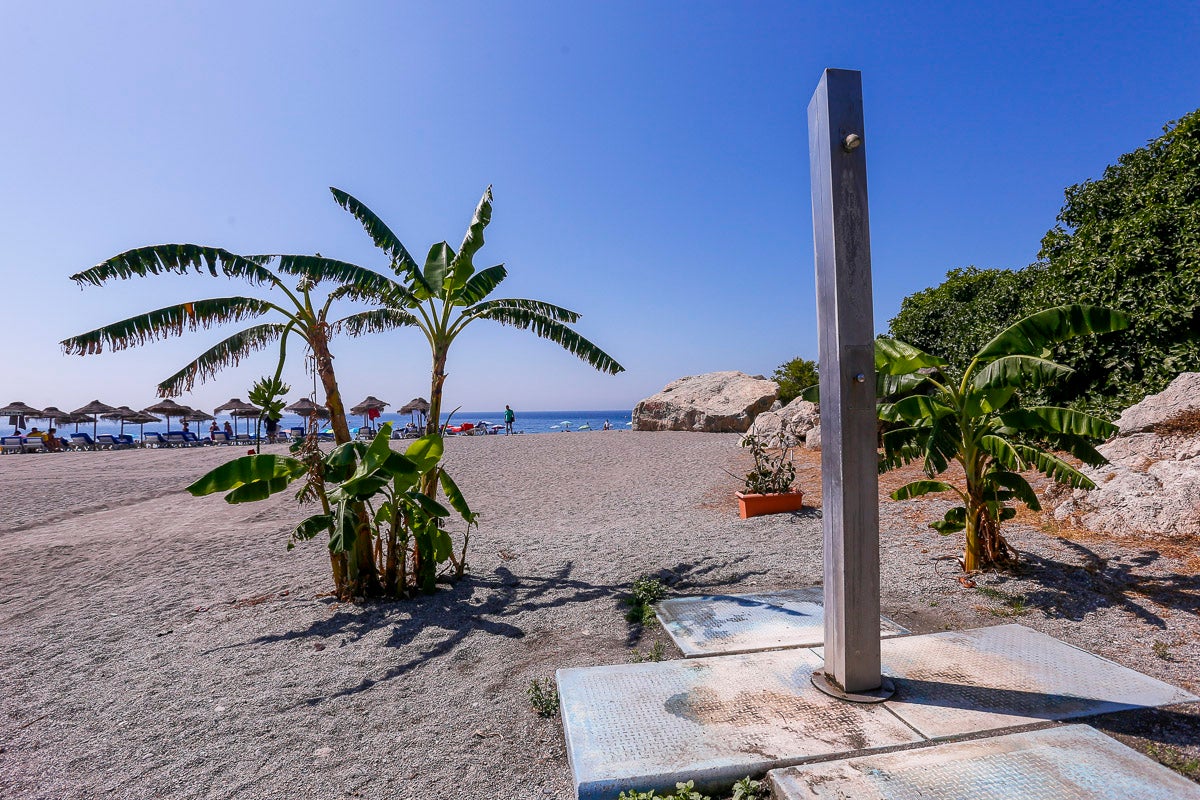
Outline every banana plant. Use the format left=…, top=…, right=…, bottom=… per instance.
left=248, top=375, right=290, bottom=454
left=186, top=423, right=476, bottom=596
left=877, top=304, right=1129, bottom=571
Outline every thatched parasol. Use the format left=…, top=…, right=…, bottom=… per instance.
left=349, top=395, right=390, bottom=428
left=398, top=397, right=429, bottom=428
left=73, top=400, right=119, bottom=439
left=214, top=399, right=260, bottom=436
left=285, top=398, right=330, bottom=433
left=142, top=398, right=189, bottom=432
left=0, top=401, right=45, bottom=433
left=102, top=406, right=161, bottom=438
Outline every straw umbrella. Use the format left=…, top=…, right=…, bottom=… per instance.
left=72, top=400, right=118, bottom=440
left=0, top=401, right=45, bottom=433
left=34, top=406, right=68, bottom=429
left=349, top=395, right=390, bottom=430
left=398, top=397, right=429, bottom=428
left=214, top=399, right=260, bottom=436
left=101, top=406, right=142, bottom=437
left=142, top=398, right=189, bottom=432
left=285, top=398, right=329, bottom=434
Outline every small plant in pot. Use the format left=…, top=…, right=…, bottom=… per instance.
left=735, top=425, right=803, bottom=518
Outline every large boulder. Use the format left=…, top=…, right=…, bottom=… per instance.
left=744, top=397, right=820, bottom=445
left=632, top=371, right=778, bottom=433
left=1047, top=372, right=1200, bottom=539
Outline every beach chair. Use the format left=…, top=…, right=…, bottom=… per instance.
left=183, top=431, right=204, bottom=446
left=117, top=434, right=136, bottom=448
left=143, top=432, right=167, bottom=448
left=22, top=437, right=47, bottom=453
left=95, top=434, right=120, bottom=450
left=1, top=436, right=22, bottom=454
left=164, top=431, right=189, bottom=447
left=210, top=431, right=231, bottom=445
left=69, top=433, right=95, bottom=451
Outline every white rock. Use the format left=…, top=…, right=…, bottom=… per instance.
left=632, top=371, right=778, bottom=433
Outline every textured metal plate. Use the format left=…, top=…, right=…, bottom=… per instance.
left=557, top=648, right=924, bottom=800
left=863, top=624, right=1198, bottom=739
left=770, top=724, right=1200, bottom=799
left=655, top=589, right=909, bottom=657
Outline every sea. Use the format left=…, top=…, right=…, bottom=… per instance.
left=24, top=409, right=634, bottom=438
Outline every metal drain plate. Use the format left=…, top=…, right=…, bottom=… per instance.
left=870, top=624, right=1197, bottom=738
left=557, top=648, right=923, bottom=800
left=656, top=588, right=908, bottom=657
left=769, top=724, right=1200, bottom=799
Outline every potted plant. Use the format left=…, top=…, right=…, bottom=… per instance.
left=735, top=426, right=804, bottom=518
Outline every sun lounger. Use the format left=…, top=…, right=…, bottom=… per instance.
left=22, top=437, right=47, bottom=453
left=96, top=434, right=134, bottom=450
left=69, top=433, right=96, bottom=451
left=143, top=432, right=167, bottom=448
left=183, top=431, right=204, bottom=446
left=210, top=431, right=231, bottom=445
left=1, top=436, right=22, bottom=454
left=164, top=431, right=190, bottom=447
left=117, top=434, right=135, bottom=448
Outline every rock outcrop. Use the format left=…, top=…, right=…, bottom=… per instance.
left=1048, top=373, right=1200, bottom=539
left=632, top=371, right=778, bottom=433
left=743, top=397, right=820, bottom=445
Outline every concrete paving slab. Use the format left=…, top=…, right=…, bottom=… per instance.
left=835, top=623, right=1198, bottom=739
left=769, top=723, right=1200, bottom=799
left=656, top=588, right=909, bottom=657
left=557, top=648, right=924, bottom=800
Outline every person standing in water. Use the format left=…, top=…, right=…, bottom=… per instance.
left=504, top=405, right=515, bottom=435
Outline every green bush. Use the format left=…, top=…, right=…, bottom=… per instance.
left=771, top=357, right=819, bottom=405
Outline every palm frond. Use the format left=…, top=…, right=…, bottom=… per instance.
left=61, top=297, right=276, bottom=355
left=422, top=242, right=454, bottom=295
left=157, top=323, right=289, bottom=396
left=472, top=306, right=623, bottom=374
left=71, top=245, right=277, bottom=288
left=1001, top=406, right=1117, bottom=439
left=891, top=480, right=960, bottom=501
left=469, top=298, right=581, bottom=324
left=1014, top=444, right=1096, bottom=490
left=972, top=355, right=1074, bottom=390
left=447, top=186, right=493, bottom=291
left=328, top=188, right=419, bottom=272
left=989, top=470, right=1041, bottom=510
left=880, top=426, right=924, bottom=472
left=253, top=254, right=399, bottom=297
left=326, top=280, right=420, bottom=310
left=332, top=308, right=419, bottom=337
left=977, top=305, right=1130, bottom=359
left=875, top=337, right=946, bottom=375
left=456, top=265, right=508, bottom=306
left=979, top=434, right=1026, bottom=471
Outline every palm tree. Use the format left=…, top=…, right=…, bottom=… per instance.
left=877, top=305, right=1129, bottom=571
left=324, top=185, right=624, bottom=582
left=62, top=246, right=415, bottom=597
left=327, top=186, right=625, bottom=440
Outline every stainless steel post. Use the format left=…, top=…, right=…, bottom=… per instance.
left=807, top=68, right=892, bottom=701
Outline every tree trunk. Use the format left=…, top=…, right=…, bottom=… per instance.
left=312, top=325, right=379, bottom=598
left=413, top=348, right=449, bottom=586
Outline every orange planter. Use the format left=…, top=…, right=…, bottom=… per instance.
left=736, top=490, right=804, bottom=519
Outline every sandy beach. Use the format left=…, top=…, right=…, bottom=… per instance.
left=2, top=432, right=1197, bottom=799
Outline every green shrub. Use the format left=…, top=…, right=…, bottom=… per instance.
left=527, top=677, right=559, bottom=717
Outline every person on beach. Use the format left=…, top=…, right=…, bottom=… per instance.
left=26, top=427, right=45, bottom=442
left=45, top=428, right=64, bottom=451
left=209, top=421, right=219, bottom=436
left=223, top=420, right=234, bottom=436
left=265, top=416, right=279, bottom=442
left=181, top=420, right=190, bottom=433
left=603, top=419, right=611, bottom=430
left=504, top=405, right=515, bottom=435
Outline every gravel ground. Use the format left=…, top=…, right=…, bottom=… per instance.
left=1, top=432, right=1197, bottom=799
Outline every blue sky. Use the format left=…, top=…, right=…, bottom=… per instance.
left=1, top=1, right=1197, bottom=414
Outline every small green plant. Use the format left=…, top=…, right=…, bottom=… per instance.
left=975, top=586, right=1028, bottom=616
left=1151, top=640, right=1173, bottom=661
left=731, top=777, right=764, bottom=800
left=1143, top=742, right=1200, bottom=780
left=738, top=429, right=797, bottom=495
left=631, top=641, right=667, bottom=663
left=618, top=780, right=709, bottom=800
left=626, top=576, right=669, bottom=624
left=528, top=677, right=559, bottom=717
